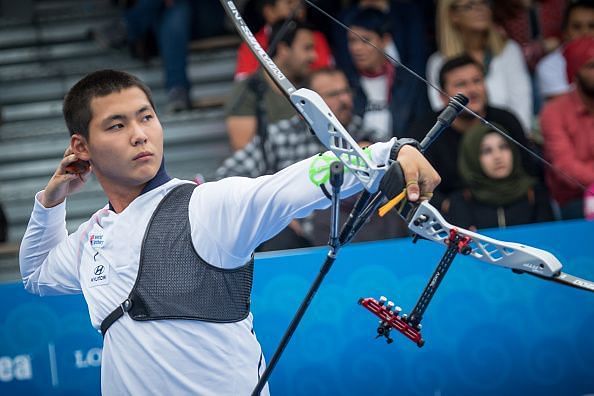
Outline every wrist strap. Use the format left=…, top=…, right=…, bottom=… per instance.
left=389, top=138, right=422, bottom=161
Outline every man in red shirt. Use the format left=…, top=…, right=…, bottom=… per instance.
left=541, top=36, right=594, bottom=219
left=233, top=0, right=333, bottom=81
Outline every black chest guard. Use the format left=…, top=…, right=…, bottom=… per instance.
left=101, top=183, right=254, bottom=336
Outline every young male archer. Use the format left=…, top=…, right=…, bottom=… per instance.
left=19, top=69, right=440, bottom=394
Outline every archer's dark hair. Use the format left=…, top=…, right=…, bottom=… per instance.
left=348, top=8, right=391, bottom=37
left=63, top=69, right=155, bottom=139
left=438, top=54, right=485, bottom=89
left=268, top=19, right=312, bottom=58
left=563, top=0, right=594, bottom=31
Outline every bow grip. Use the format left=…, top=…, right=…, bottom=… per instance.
left=379, top=161, right=405, bottom=200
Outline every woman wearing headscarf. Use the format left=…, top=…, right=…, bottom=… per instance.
left=445, top=123, right=553, bottom=229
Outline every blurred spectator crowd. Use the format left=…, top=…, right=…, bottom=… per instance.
left=81, top=0, right=594, bottom=251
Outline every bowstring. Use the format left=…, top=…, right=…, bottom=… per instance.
left=303, top=0, right=587, bottom=191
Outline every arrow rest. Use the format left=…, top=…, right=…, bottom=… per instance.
left=359, top=229, right=470, bottom=347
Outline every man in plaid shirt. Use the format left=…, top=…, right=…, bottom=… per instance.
left=216, top=68, right=375, bottom=179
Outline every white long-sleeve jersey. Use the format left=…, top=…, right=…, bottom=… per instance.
left=19, top=140, right=395, bottom=395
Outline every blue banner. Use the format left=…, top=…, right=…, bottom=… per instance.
left=1, top=220, right=593, bottom=395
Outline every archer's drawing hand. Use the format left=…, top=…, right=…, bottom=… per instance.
left=41, top=146, right=92, bottom=208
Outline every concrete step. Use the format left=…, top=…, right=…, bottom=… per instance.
left=33, top=0, right=113, bottom=17
left=1, top=81, right=233, bottom=123
left=0, top=40, right=110, bottom=67
left=0, top=25, right=90, bottom=51
left=7, top=0, right=116, bottom=24
left=0, top=42, right=237, bottom=81
left=0, top=11, right=113, bottom=50
left=0, top=49, right=236, bottom=105
left=0, top=0, right=115, bottom=29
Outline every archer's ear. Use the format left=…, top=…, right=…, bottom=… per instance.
left=70, top=134, right=91, bottom=161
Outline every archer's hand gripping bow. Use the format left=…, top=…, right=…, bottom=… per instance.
left=218, top=1, right=594, bottom=393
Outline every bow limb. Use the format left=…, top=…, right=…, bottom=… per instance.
left=219, top=1, right=297, bottom=96
left=407, top=201, right=594, bottom=292
left=219, top=0, right=387, bottom=192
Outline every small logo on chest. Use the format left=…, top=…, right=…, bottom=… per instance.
left=89, top=234, right=105, bottom=249
left=90, top=263, right=109, bottom=287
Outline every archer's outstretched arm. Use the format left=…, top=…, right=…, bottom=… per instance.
left=190, top=139, right=439, bottom=268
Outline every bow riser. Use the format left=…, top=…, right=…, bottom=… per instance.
left=291, top=88, right=386, bottom=192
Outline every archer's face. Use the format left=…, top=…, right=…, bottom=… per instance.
left=80, top=87, right=164, bottom=192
